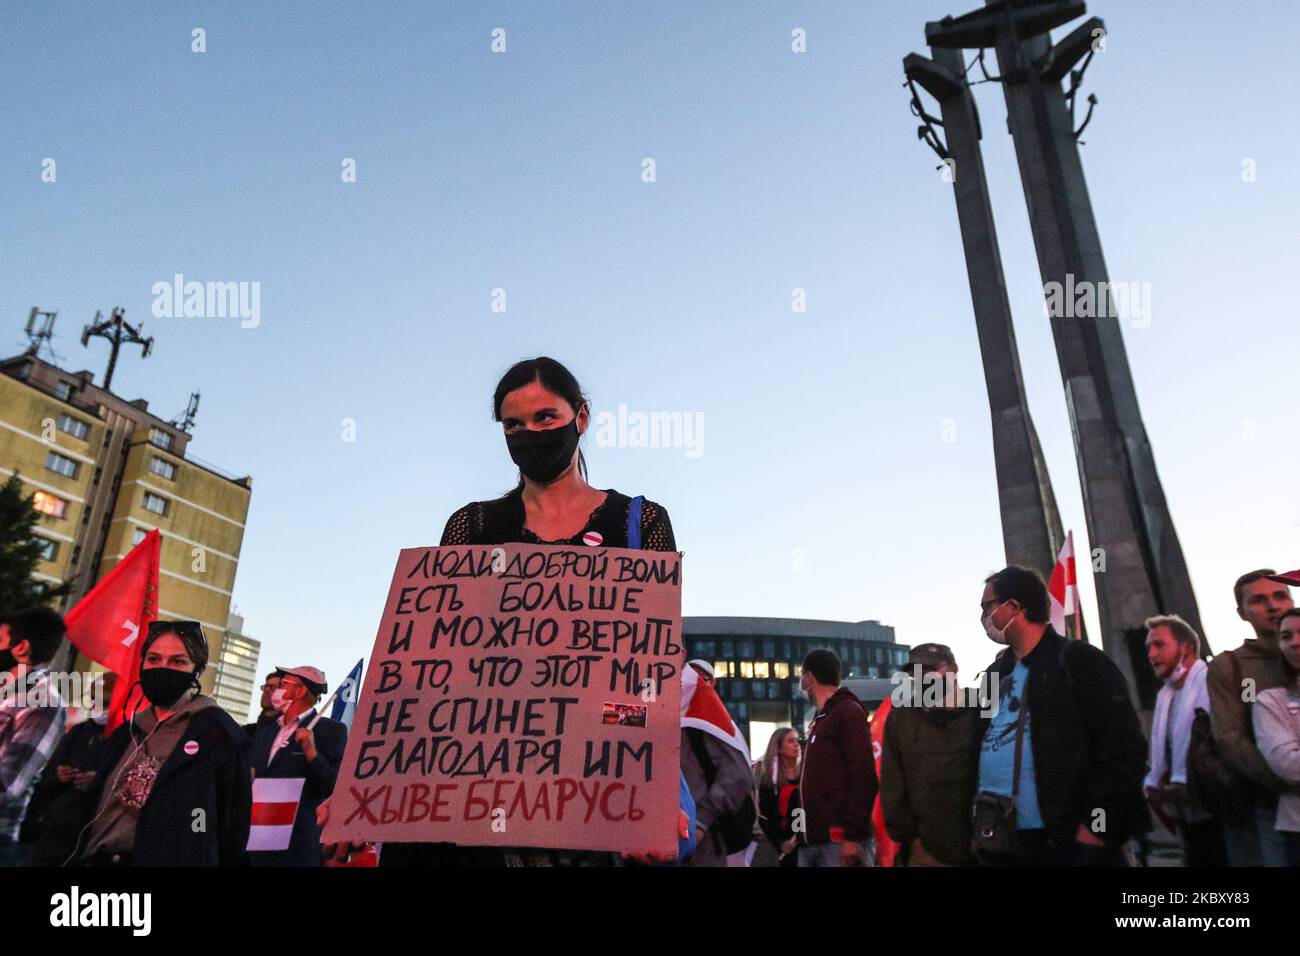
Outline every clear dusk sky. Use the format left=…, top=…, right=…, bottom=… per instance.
left=3, top=1, right=1297, bottom=714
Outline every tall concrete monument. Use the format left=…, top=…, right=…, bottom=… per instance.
left=907, top=0, right=1205, bottom=704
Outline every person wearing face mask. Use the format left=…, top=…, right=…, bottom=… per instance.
left=70, top=620, right=251, bottom=866
left=973, top=566, right=1148, bottom=866
left=880, top=644, right=979, bottom=866
left=240, top=671, right=282, bottom=741
left=248, top=665, right=346, bottom=866
left=324, top=357, right=680, bottom=868
left=1143, top=615, right=1225, bottom=867
left=796, top=649, right=877, bottom=867
left=0, top=607, right=69, bottom=866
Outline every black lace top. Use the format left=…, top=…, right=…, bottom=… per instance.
left=440, top=487, right=677, bottom=552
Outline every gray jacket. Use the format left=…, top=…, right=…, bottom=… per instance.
left=680, top=727, right=754, bottom=865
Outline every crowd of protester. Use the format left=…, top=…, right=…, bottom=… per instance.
left=1, top=562, right=1297, bottom=867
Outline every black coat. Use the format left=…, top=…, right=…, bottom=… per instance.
left=20, top=720, right=113, bottom=866
left=976, top=627, right=1150, bottom=846
left=75, top=705, right=252, bottom=866
left=247, top=711, right=347, bottom=867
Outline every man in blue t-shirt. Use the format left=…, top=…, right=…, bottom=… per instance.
left=973, top=566, right=1149, bottom=866
left=978, top=659, right=1043, bottom=831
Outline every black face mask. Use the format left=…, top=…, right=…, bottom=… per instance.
left=505, top=419, right=580, bottom=484
left=0, top=647, right=16, bottom=672
left=139, top=667, right=196, bottom=708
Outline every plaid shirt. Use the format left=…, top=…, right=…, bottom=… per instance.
left=0, top=665, right=67, bottom=840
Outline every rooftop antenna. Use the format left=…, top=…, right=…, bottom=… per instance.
left=171, top=390, right=201, bottom=433
left=24, top=308, right=58, bottom=359
left=81, top=307, right=153, bottom=391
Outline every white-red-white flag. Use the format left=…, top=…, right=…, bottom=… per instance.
left=247, top=777, right=306, bottom=852
left=1048, top=530, right=1080, bottom=637
left=680, top=666, right=749, bottom=761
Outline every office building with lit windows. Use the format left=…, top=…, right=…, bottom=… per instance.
left=0, top=352, right=252, bottom=698
left=211, top=611, right=261, bottom=723
left=683, top=616, right=908, bottom=755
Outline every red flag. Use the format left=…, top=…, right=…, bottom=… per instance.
left=1048, top=530, right=1081, bottom=639
left=64, top=529, right=161, bottom=733
left=869, top=697, right=900, bottom=866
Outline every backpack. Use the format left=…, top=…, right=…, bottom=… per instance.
left=686, top=727, right=758, bottom=854
left=1186, top=651, right=1253, bottom=827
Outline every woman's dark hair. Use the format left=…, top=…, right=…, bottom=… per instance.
left=141, top=620, right=210, bottom=675
left=492, top=357, right=589, bottom=490
left=1279, top=608, right=1300, bottom=682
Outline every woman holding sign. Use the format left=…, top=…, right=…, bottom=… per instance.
left=326, top=357, right=680, bottom=866
left=439, top=356, right=677, bottom=554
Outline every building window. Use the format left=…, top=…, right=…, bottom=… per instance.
left=739, top=661, right=755, bottom=679
left=32, top=491, right=67, bottom=518
left=45, top=451, right=79, bottom=479
left=713, top=660, right=732, bottom=679
left=738, top=641, right=754, bottom=658
left=35, top=537, right=59, bottom=561
left=142, top=492, right=169, bottom=516
left=752, top=682, right=767, bottom=700
left=149, top=457, right=177, bottom=480
left=149, top=428, right=173, bottom=451
left=720, top=641, right=734, bottom=657
left=753, top=661, right=770, bottom=679
left=774, top=662, right=790, bottom=680
left=57, top=414, right=90, bottom=440
left=54, top=381, right=73, bottom=401
left=132, top=528, right=148, bottom=546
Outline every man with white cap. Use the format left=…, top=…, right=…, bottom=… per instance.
left=248, top=665, right=348, bottom=866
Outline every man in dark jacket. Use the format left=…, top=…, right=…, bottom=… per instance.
left=975, top=566, right=1149, bottom=865
left=249, top=665, right=346, bottom=867
left=881, top=643, right=979, bottom=866
left=241, top=671, right=282, bottom=741
left=798, top=649, right=877, bottom=866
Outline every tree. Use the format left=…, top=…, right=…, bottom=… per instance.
left=0, top=474, right=70, bottom=612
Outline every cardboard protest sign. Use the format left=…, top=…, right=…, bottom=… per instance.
left=324, top=543, right=684, bottom=857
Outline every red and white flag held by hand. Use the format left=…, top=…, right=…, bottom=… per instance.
left=248, top=777, right=305, bottom=852
left=64, top=529, right=162, bottom=733
left=680, top=666, right=750, bottom=761
left=1048, top=530, right=1081, bottom=639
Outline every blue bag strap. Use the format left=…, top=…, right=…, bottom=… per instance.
left=626, top=495, right=645, bottom=549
